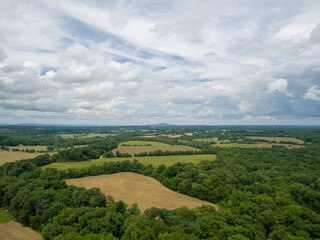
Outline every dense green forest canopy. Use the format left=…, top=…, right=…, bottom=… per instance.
left=0, top=125, right=320, bottom=239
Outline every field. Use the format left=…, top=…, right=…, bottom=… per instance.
left=194, top=138, right=218, bottom=143
left=119, top=141, right=169, bottom=146
left=8, top=146, right=48, bottom=151
left=246, top=136, right=304, bottom=144
left=0, top=220, right=43, bottom=240
left=159, top=134, right=182, bottom=138
left=66, top=172, right=218, bottom=212
left=0, top=151, right=41, bottom=166
left=114, top=145, right=199, bottom=155
left=61, top=133, right=113, bottom=138
left=42, top=154, right=217, bottom=170
left=213, top=143, right=303, bottom=148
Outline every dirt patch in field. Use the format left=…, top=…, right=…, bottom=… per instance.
left=67, top=172, right=218, bottom=213
left=0, top=152, right=41, bottom=166
left=113, top=145, right=198, bottom=155
left=0, top=221, right=43, bottom=240
left=185, top=133, right=194, bottom=136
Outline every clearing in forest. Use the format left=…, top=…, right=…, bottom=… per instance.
left=42, top=154, right=217, bottom=170
left=114, top=145, right=198, bottom=155
left=115, top=140, right=199, bottom=155
left=66, top=172, right=219, bottom=212
left=0, top=151, right=41, bottom=166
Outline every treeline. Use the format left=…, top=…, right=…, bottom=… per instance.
left=51, top=141, right=118, bottom=162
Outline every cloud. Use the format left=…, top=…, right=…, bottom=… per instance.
left=304, top=85, right=320, bottom=101
left=0, top=0, right=320, bottom=125
left=267, top=78, right=292, bottom=97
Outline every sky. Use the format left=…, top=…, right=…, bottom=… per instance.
left=0, top=0, right=320, bottom=125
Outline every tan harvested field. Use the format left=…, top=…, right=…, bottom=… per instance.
left=159, top=134, right=183, bottom=138
left=67, top=172, right=218, bottom=212
left=0, top=151, right=41, bottom=166
left=113, top=145, right=199, bottom=155
left=8, top=146, right=48, bottom=151
left=0, top=221, right=43, bottom=240
left=246, top=136, right=304, bottom=144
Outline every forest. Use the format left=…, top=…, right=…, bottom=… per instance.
left=0, top=126, right=320, bottom=239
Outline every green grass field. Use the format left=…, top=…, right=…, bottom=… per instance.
left=0, top=210, right=13, bottom=224
left=212, top=143, right=269, bottom=148
left=119, top=141, right=169, bottom=146
left=43, top=154, right=217, bottom=170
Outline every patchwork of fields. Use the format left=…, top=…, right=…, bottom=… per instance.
left=66, top=172, right=218, bottom=212
left=43, top=154, right=217, bottom=170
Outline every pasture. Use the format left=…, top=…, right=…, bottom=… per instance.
left=119, top=141, right=169, bottom=146
left=0, top=151, right=41, bottom=166
left=246, top=136, right=304, bottom=144
left=114, top=145, right=199, bottom=155
left=42, top=154, right=217, bottom=170
left=194, top=137, right=218, bottom=143
left=66, top=172, right=219, bottom=212
left=0, top=220, right=43, bottom=240
left=8, top=145, right=48, bottom=151
left=61, top=133, right=112, bottom=138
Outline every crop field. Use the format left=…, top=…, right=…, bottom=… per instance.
left=0, top=151, right=41, bottom=166
left=0, top=220, right=43, bottom=240
left=246, top=136, right=304, bottom=144
left=66, top=172, right=219, bottom=212
left=61, top=133, right=112, bottom=138
left=159, top=134, right=183, bottom=138
left=119, top=141, right=169, bottom=146
left=113, top=145, right=199, bottom=155
left=194, top=137, right=218, bottom=143
left=42, top=154, right=217, bottom=170
left=8, top=145, right=48, bottom=151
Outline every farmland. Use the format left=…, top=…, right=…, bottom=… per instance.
left=246, top=136, right=305, bottom=144
left=66, top=172, right=218, bottom=212
left=0, top=220, right=43, bottom=240
left=1, top=125, right=320, bottom=239
left=0, top=151, right=41, bottom=166
left=8, top=145, right=48, bottom=151
left=42, top=154, right=217, bottom=170
left=61, top=133, right=113, bottom=138
left=114, top=145, right=198, bottom=155
left=119, top=141, right=169, bottom=146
